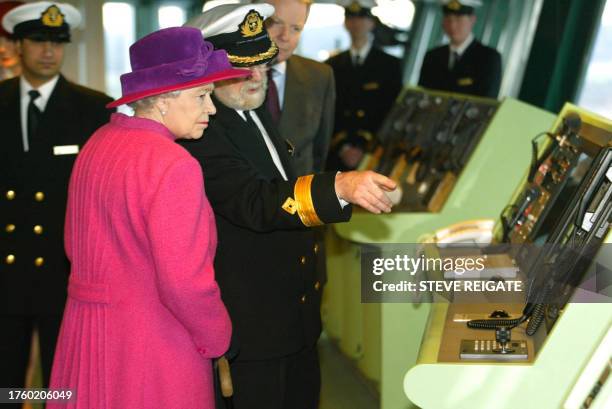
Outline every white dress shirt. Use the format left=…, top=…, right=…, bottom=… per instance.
left=448, top=33, right=474, bottom=69
left=20, top=75, right=60, bottom=152
left=235, top=109, right=288, bottom=181
left=270, top=61, right=287, bottom=109
left=349, top=34, right=374, bottom=66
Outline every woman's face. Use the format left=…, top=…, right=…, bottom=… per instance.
left=0, top=36, right=20, bottom=69
left=164, top=84, right=216, bottom=139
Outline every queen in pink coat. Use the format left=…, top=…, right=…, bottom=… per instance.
left=48, top=27, right=249, bottom=408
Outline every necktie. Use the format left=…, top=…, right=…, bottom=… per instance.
left=245, top=110, right=288, bottom=180
left=449, top=51, right=460, bottom=70
left=27, top=90, right=42, bottom=141
left=244, top=109, right=257, bottom=128
left=266, top=68, right=281, bottom=125
left=353, top=54, right=361, bottom=67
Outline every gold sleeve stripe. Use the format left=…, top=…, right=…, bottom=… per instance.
left=293, top=175, right=323, bottom=227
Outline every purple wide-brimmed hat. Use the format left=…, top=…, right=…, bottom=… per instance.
left=107, top=26, right=248, bottom=108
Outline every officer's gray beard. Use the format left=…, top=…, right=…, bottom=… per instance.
left=215, top=75, right=268, bottom=111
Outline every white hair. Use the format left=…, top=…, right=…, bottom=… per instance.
left=127, top=90, right=182, bottom=112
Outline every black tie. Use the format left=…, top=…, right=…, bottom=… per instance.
left=450, top=51, right=460, bottom=70
left=27, top=89, right=42, bottom=141
left=245, top=110, right=265, bottom=141
left=245, top=110, right=257, bottom=128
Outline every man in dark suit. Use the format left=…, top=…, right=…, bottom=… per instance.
left=184, top=4, right=396, bottom=409
left=264, top=0, right=335, bottom=175
left=0, top=2, right=113, bottom=388
left=264, top=0, right=336, bottom=310
left=418, top=0, right=502, bottom=98
left=326, top=0, right=403, bottom=171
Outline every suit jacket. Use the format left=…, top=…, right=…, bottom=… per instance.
left=180, top=100, right=352, bottom=361
left=276, top=55, right=335, bottom=175
left=0, top=75, right=113, bottom=315
left=326, top=47, right=403, bottom=170
left=418, top=40, right=502, bottom=98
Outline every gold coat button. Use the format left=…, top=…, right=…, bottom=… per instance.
left=6, top=254, right=15, bottom=264
left=356, top=110, right=365, bottom=118
left=300, top=256, right=307, bottom=265
left=314, top=281, right=321, bottom=291
left=33, top=225, right=43, bottom=235
left=313, top=244, right=319, bottom=254
left=5, top=224, right=16, bottom=233
left=35, top=192, right=45, bottom=202
left=300, top=295, right=306, bottom=303
left=34, top=257, right=44, bottom=267
left=6, top=190, right=16, bottom=200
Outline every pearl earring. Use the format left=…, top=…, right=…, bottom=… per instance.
left=161, top=110, right=166, bottom=116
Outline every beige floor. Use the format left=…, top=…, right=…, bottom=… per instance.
left=319, top=334, right=378, bottom=409
left=21, top=332, right=377, bottom=409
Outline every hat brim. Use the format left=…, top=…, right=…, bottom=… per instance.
left=227, top=41, right=278, bottom=67
left=345, top=8, right=373, bottom=18
left=3, top=2, right=82, bottom=36
left=442, top=5, right=475, bottom=15
left=107, top=67, right=249, bottom=108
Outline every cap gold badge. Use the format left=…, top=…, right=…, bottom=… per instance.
left=348, top=1, right=362, bottom=13
left=240, top=10, right=264, bottom=38
left=448, top=0, right=462, bottom=11
left=41, top=5, right=65, bottom=28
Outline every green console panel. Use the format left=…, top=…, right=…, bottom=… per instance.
left=323, top=89, right=556, bottom=409
left=404, top=303, right=611, bottom=409
left=402, top=104, right=612, bottom=409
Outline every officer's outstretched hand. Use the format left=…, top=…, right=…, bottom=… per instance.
left=335, top=171, right=398, bottom=214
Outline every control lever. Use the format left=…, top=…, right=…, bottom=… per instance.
left=493, top=326, right=515, bottom=354
left=578, top=151, right=611, bottom=232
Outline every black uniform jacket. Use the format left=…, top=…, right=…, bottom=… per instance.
left=0, top=75, right=113, bottom=315
left=326, top=47, right=403, bottom=170
left=180, top=100, right=352, bottom=361
left=419, top=39, right=502, bottom=98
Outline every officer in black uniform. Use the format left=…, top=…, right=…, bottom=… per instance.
left=0, top=1, right=113, bottom=388
left=183, top=4, right=396, bottom=408
left=419, top=0, right=502, bottom=98
left=326, top=0, right=403, bottom=171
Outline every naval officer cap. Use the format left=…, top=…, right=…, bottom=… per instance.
left=2, top=1, right=81, bottom=42
left=341, top=0, right=375, bottom=18
left=441, top=0, right=482, bottom=16
left=184, top=3, right=278, bottom=68
left=0, top=1, right=24, bottom=38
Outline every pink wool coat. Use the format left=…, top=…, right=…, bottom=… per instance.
left=48, top=113, right=231, bottom=408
